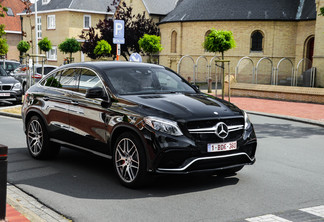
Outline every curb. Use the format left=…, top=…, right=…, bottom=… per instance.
left=7, top=183, right=71, bottom=222
left=0, top=111, right=21, bottom=119
left=246, top=110, right=324, bottom=127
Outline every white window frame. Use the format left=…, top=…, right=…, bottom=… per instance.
left=42, top=0, right=50, bottom=5
left=83, top=15, right=91, bottom=29
left=47, top=15, right=55, bottom=29
left=37, top=16, right=42, bottom=39
left=47, top=46, right=57, bottom=61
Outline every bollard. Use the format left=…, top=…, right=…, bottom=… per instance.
left=0, top=145, right=8, bottom=221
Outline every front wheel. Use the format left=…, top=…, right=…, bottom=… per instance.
left=26, top=116, right=60, bottom=159
left=113, top=132, right=148, bottom=188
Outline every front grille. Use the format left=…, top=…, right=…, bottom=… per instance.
left=0, top=85, right=12, bottom=90
left=186, top=117, right=244, bottom=143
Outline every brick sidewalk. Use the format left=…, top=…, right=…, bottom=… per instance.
left=5, top=204, right=30, bottom=222
left=229, top=97, right=324, bottom=122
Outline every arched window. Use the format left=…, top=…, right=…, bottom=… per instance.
left=171, top=31, right=177, bottom=53
left=251, top=31, right=263, bottom=52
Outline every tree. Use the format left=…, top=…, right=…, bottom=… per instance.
left=203, top=29, right=236, bottom=96
left=0, top=3, right=8, bottom=57
left=0, top=38, right=8, bottom=55
left=138, top=34, right=162, bottom=63
left=94, top=40, right=112, bottom=58
left=38, top=37, right=52, bottom=53
left=17, top=40, right=30, bottom=53
left=17, top=40, right=30, bottom=62
left=79, top=1, right=159, bottom=60
left=21, top=0, right=35, bottom=54
left=58, top=38, right=81, bottom=63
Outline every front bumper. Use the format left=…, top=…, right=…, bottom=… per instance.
left=145, top=126, right=257, bottom=174
left=0, top=90, right=23, bottom=104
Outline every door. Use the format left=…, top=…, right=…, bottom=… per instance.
left=306, top=36, right=314, bottom=69
left=68, top=68, right=110, bottom=154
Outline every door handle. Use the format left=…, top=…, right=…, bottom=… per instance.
left=71, top=100, right=79, bottom=105
left=43, top=96, right=49, bottom=101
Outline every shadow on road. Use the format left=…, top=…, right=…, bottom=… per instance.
left=253, top=123, right=324, bottom=139
left=8, top=147, right=240, bottom=200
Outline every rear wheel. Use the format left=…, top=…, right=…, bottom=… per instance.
left=26, top=116, right=60, bottom=159
left=113, top=132, right=148, bottom=188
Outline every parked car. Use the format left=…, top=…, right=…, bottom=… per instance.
left=0, top=66, right=23, bottom=104
left=22, top=61, right=257, bottom=187
left=12, top=64, right=58, bottom=93
left=0, top=60, right=20, bottom=75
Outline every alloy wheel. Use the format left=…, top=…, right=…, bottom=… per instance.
left=115, top=138, right=140, bottom=183
left=27, top=119, right=44, bottom=156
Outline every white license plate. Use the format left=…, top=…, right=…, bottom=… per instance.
left=0, top=93, right=10, bottom=97
left=207, top=141, right=237, bottom=152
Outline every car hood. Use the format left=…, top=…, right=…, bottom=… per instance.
left=119, top=93, right=243, bottom=121
left=0, top=76, right=19, bottom=84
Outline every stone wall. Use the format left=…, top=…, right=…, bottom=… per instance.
left=159, top=20, right=316, bottom=85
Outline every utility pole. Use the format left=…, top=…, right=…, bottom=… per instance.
left=34, top=0, right=38, bottom=64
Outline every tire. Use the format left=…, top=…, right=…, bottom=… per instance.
left=113, top=132, right=148, bottom=188
left=26, top=116, right=60, bottom=159
left=216, top=166, right=244, bottom=177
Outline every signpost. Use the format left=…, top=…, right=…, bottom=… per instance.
left=113, top=20, right=125, bottom=61
left=129, top=53, right=142, bottom=62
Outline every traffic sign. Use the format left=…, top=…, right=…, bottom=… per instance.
left=113, top=38, right=125, bottom=44
left=129, top=53, right=142, bottom=62
left=114, top=20, right=124, bottom=38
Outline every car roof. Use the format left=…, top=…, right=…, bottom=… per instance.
left=60, top=61, right=164, bottom=71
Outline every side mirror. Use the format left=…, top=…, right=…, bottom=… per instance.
left=86, top=87, right=105, bottom=99
left=192, top=84, right=200, bottom=91
left=85, top=87, right=112, bottom=108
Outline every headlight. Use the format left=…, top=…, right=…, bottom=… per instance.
left=144, top=116, right=183, bottom=136
left=243, top=111, right=252, bottom=130
left=13, top=82, right=22, bottom=91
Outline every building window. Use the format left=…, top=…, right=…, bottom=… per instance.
left=47, top=15, right=55, bottom=29
left=42, top=0, right=50, bottom=5
left=6, top=8, right=14, bottom=16
left=37, top=16, right=42, bottom=39
left=84, top=15, right=91, bottom=29
left=171, top=31, right=177, bottom=53
left=47, top=46, right=57, bottom=61
left=251, top=31, right=263, bottom=52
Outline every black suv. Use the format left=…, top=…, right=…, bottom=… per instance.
left=22, top=62, right=257, bottom=187
left=0, top=66, right=23, bottom=104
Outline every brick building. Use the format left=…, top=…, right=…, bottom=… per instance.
left=158, top=0, right=324, bottom=87
left=0, top=0, right=25, bottom=60
left=18, top=0, right=115, bottom=66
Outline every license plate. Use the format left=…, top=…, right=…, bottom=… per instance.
left=207, top=141, right=237, bottom=152
left=0, top=93, right=10, bottom=97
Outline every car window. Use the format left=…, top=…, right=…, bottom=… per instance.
left=79, top=68, right=104, bottom=94
left=44, top=71, right=62, bottom=88
left=0, top=66, right=7, bottom=76
left=59, top=68, right=79, bottom=92
left=105, top=67, right=196, bottom=95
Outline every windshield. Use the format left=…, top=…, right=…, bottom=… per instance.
left=0, top=66, right=8, bottom=76
left=105, top=67, right=196, bottom=95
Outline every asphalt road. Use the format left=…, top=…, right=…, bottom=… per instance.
left=1, top=115, right=324, bottom=222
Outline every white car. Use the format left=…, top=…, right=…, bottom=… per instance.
left=12, top=64, right=58, bottom=93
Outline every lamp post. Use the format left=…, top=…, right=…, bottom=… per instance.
left=34, top=0, right=38, bottom=64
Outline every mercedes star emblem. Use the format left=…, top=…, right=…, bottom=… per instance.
left=215, top=122, right=229, bottom=139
